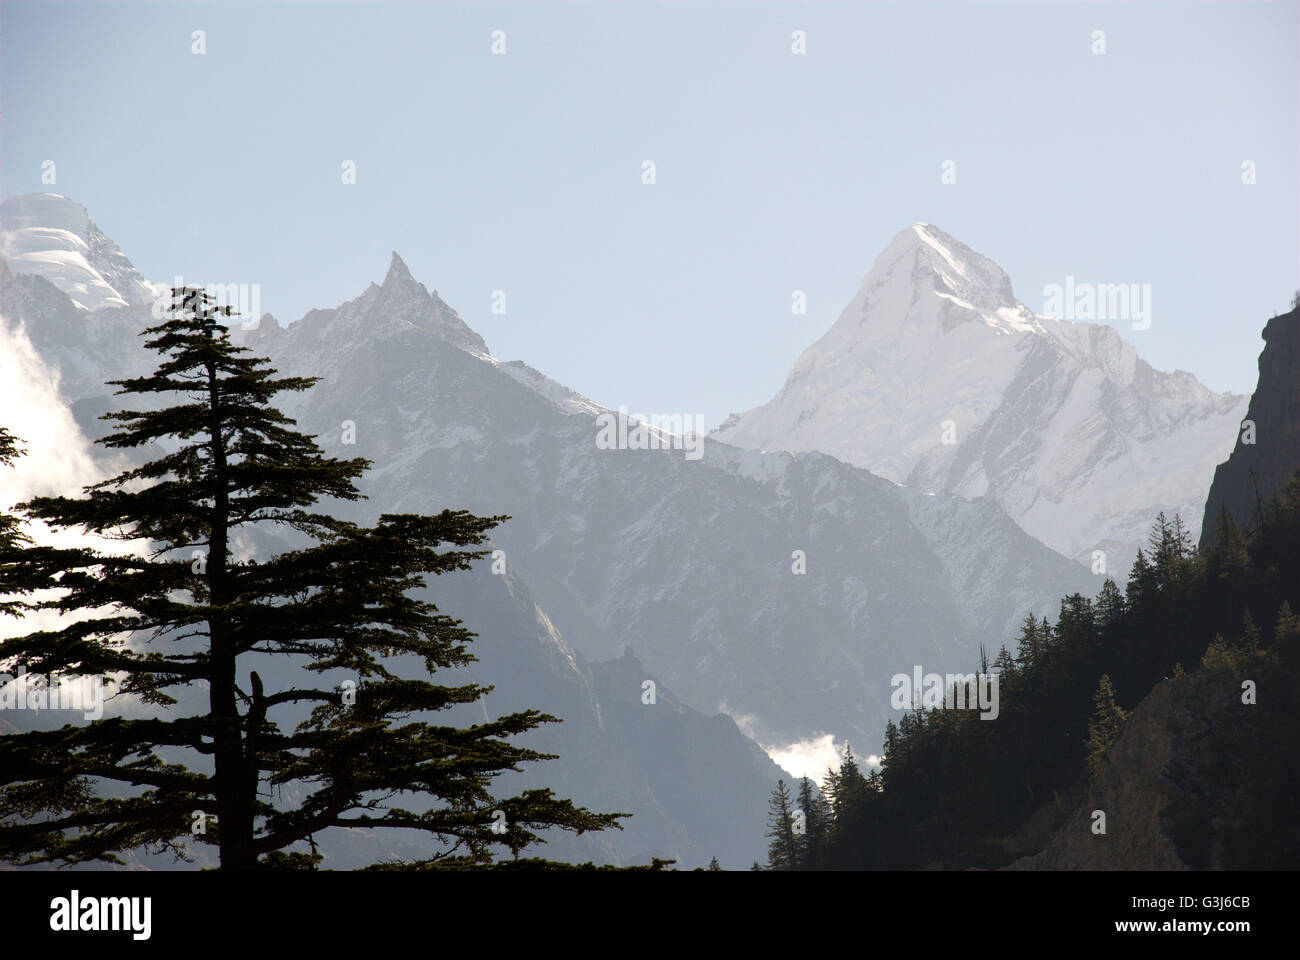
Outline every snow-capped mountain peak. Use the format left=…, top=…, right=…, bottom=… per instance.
left=853, top=222, right=1045, bottom=339
left=889, top=223, right=1012, bottom=304
left=714, top=224, right=1247, bottom=570
left=1, top=193, right=158, bottom=311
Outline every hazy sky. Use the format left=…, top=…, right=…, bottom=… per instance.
left=3, top=0, right=1296, bottom=430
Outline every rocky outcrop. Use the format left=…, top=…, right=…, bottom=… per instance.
left=1201, top=306, right=1300, bottom=550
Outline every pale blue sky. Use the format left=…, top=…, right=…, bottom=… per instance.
left=3, top=1, right=1296, bottom=429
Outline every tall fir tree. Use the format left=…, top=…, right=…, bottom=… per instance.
left=991, top=644, right=1018, bottom=685
left=1014, top=613, right=1047, bottom=673
left=1085, top=674, right=1127, bottom=781
left=1274, top=602, right=1300, bottom=647
left=1231, top=608, right=1262, bottom=655
left=0, top=290, right=622, bottom=869
left=1207, top=505, right=1252, bottom=584
left=794, top=775, right=831, bottom=869
left=764, top=778, right=798, bottom=870
left=1094, top=579, right=1126, bottom=634
left=830, top=745, right=870, bottom=820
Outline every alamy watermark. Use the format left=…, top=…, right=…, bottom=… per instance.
left=0, top=667, right=105, bottom=720
left=50, top=890, right=151, bottom=940
left=1042, top=276, right=1151, bottom=330
left=153, top=276, right=262, bottom=329
left=595, top=406, right=705, bottom=461
left=890, top=665, right=999, bottom=720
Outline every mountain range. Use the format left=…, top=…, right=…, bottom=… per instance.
left=2, top=193, right=1252, bottom=867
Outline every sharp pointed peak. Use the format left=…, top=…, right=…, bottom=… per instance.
left=871, top=222, right=1013, bottom=294
left=830, top=222, right=1030, bottom=335
left=886, top=222, right=961, bottom=254
left=384, top=250, right=416, bottom=285
left=909, top=222, right=962, bottom=247
left=376, top=251, right=435, bottom=305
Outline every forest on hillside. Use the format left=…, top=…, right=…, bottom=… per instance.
left=760, top=494, right=1300, bottom=870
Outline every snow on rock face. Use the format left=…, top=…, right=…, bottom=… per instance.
left=247, top=281, right=1095, bottom=752
left=8, top=199, right=1097, bottom=755
left=714, top=223, right=1248, bottom=572
left=1, top=194, right=158, bottom=311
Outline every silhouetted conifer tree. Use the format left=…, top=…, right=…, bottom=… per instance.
left=0, top=291, right=622, bottom=869
left=764, top=778, right=798, bottom=870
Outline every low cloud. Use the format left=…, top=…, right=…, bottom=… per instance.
left=721, top=704, right=876, bottom=786
left=766, top=733, right=860, bottom=786
left=0, top=318, right=146, bottom=722
left=0, top=317, right=103, bottom=510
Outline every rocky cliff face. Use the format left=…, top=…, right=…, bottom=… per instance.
left=1200, top=306, right=1300, bottom=551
